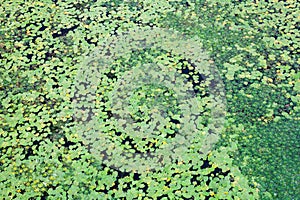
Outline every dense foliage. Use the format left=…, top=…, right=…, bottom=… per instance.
left=0, top=0, right=298, bottom=199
